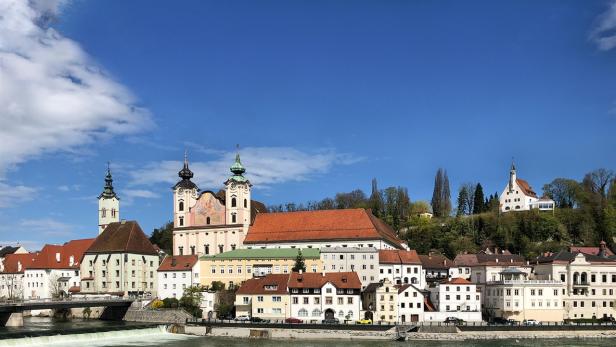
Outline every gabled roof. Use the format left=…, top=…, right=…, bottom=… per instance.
left=474, top=253, right=527, bottom=266
left=537, top=250, right=616, bottom=265
left=444, top=277, right=472, bottom=285
left=516, top=179, right=537, bottom=198
left=0, top=246, right=20, bottom=257
left=244, top=208, right=404, bottom=249
left=158, top=255, right=198, bottom=272
left=1, top=253, right=37, bottom=274
left=379, top=249, right=421, bottom=264
left=236, top=274, right=290, bottom=295
left=454, top=254, right=478, bottom=267
left=201, top=248, right=319, bottom=261
left=419, top=253, right=453, bottom=269
left=395, top=283, right=423, bottom=294
left=569, top=246, right=614, bottom=257
left=29, top=239, right=95, bottom=270
left=288, top=272, right=361, bottom=290
left=86, top=221, right=158, bottom=255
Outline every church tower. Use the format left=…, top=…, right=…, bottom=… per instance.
left=173, top=151, right=199, bottom=228
left=98, top=164, right=120, bottom=234
left=508, top=160, right=517, bottom=192
left=224, top=149, right=251, bottom=226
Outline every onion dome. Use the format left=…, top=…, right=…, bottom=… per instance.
left=98, top=163, right=119, bottom=199
left=174, top=151, right=198, bottom=190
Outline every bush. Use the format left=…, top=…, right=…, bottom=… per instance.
left=150, top=299, right=164, bottom=309
left=162, top=297, right=179, bottom=309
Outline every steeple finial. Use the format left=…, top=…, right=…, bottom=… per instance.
left=99, top=162, right=117, bottom=199
left=511, top=157, right=516, bottom=171
left=178, top=150, right=194, bottom=180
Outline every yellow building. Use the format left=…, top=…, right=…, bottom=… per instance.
left=200, top=248, right=321, bottom=289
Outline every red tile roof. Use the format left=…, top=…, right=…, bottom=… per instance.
left=158, top=255, right=198, bottom=272
left=444, top=277, right=472, bottom=285
left=1, top=253, right=37, bottom=274
left=288, top=271, right=361, bottom=289
left=236, top=274, right=290, bottom=295
left=87, top=221, right=158, bottom=255
left=29, top=239, right=95, bottom=270
left=570, top=246, right=614, bottom=256
left=244, top=209, right=404, bottom=248
left=68, top=286, right=81, bottom=293
left=454, top=254, right=478, bottom=267
left=419, top=254, right=453, bottom=269
left=379, top=249, right=421, bottom=264
left=516, top=179, right=537, bottom=198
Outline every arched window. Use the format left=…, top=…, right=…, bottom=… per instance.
left=179, top=216, right=184, bottom=226
left=298, top=308, right=308, bottom=317
left=312, top=309, right=321, bottom=317
left=244, top=199, right=247, bottom=208
left=231, top=198, right=237, bottom=207
left=338, top=310, right=344, bottom=317
left=179, top=201, right=184, bottom=211
left=206, top=217, right=211, bottom=225
left=347, top=310, right=354, bottom=318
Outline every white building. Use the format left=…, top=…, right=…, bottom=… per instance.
left=0, top=253, right=36, bottom=299
left=157, top=255, right=199, bottom=299
left=484, top=268, right=564, bottom=322
left=98, top=165, right=120, bottom=234
left=397, top=283, right=426, bottom=324
left=426, top=278, right=482, bottom=322
left=499, top=162, right=554, bottom=213
left=23, top=239, right=93, bottom=299
left=288, top=272, right=361, bottom=322
left=320, top=247, right=379, bottom=289
left=80, top=221, right=159, bottom=297
left=378, top=249, right=424, bottom=288
left=534, top=244, right=616, bottom=320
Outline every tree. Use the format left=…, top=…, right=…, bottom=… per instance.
left=292, top=249, right=306, bottom=272
left=431, top=168, right=452, bottom=217
left=369, top=178, right=384, bottom=217
left=473, top=183, right=485, bottom=214
left=150, top=221, right=173, bottom=254
left=180, top=286, right=204, bottom=318
left=456, top=186, right=469, bottom=216
left=543, top=178, right=580, bottom=208
left=48, top=273, right=63, bottom=299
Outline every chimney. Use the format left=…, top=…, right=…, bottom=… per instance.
left=322, top=272, right=325, bottom=277
left=17, top=261, right=22, bottom=272
left=599, top=241, right=608, bottom=258
left=56, top=252, right=61, bottom=262
left=171, top=257, right=177, bottom=267
left=299, top=269, right=303, bottom=274
left=510, top=258, right=513, bottom=263
left=495, top=258, right=499, bottom=263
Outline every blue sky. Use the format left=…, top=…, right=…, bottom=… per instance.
left=0, top=0, right=614, bottom=249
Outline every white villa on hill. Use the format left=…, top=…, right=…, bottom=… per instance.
left=499, top=162, right=554, bottom=213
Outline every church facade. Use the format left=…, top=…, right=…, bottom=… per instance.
left=172, top=153, right=266, bottom=256
left=499, top=162, right=554, bottom=213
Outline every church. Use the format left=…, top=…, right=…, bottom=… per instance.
left=499, top=162, right=555, bottom=213
left=171, top=152, right=406, bottom=257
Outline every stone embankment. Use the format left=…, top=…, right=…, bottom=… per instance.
left=123, top=308, right=193, bottom=324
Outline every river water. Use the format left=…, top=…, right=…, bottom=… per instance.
left=0, top=318, right=614, bottom=347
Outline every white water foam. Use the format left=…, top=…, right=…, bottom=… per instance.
left=0, top=326, right=195, bottom=347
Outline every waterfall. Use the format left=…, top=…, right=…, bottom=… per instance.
left=0, top=325, right=191, bottom=347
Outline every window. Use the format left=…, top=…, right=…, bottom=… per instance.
left=204, top=244, right=209, bottom=255
left=292, top=297, right=299, bottom=304
left=231, top=214, right=237, bottom=223
left=326, top=297, right=333, bottom=305
left=298, top=309, right=308, bottom=317
left=179, top=201, right=184, bottom=211
left=243, top=297, right=249, bottom=304
left=337, top=297, right=343, bottom=305
left=206, top=217, right=211, bottom=225
left=179, top=217, right=184, bottom=226
left=244, top=199, right=247, bottom=208
left=304, top=297, right=309, bottom=304
left=312, top=309, right=321, bottom=317
left=231, top=197, right=237, bottom=207
left=257, top=296, right=264, bottom=302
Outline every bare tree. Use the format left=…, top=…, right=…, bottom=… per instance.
left=48, top=273, right=63, bottom=299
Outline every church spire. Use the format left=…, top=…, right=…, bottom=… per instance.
left=174, top=150, right=198, bottom=190
left=226, top=145, right=249, bottom=184
left=99, top=162, right=118, bottom=199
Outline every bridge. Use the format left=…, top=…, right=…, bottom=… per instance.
left=0, top=298, right=134, bottom=327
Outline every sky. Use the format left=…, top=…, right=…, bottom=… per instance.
left=0, top=0, right=614, bottom=250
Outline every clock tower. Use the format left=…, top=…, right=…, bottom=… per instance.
left=98, top=163, right=120, bottom=234
left=224, top=150, right=251, bottom=226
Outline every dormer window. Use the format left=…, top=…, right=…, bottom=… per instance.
left=264, top=285, right=278, bottom=291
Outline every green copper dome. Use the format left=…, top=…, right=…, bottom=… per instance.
left=227, top=152, right=249, bottom=184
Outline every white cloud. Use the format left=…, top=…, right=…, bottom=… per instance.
left=121, top=189, right=160, bottom=205
left=129, top=147, right=362, bottom=191
left=0, top=183, right=37, bottom=207
left=590, top=0, right=616, bottom=51
left=0, top=0, right=152, bottom=178
left=17, top=218, right=75, bottom=237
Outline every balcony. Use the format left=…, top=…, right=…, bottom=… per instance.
left=487, top=280, right=562, bottom=285
left=572, top=281, right=589, bottom=287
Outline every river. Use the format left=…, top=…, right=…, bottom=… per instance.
left=0, top=318, right=615, bottom=347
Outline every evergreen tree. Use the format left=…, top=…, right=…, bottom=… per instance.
left=473, top=183, right=485, bottom=214
left=369, top=178, right=384, bottom=217
left=457, top=186, right=469, bottom=216
left=292, top=249, right=307, bottom=272
left=442, top=170, right=452, bottom=217
left=431, top=169, right=443, bottom=217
